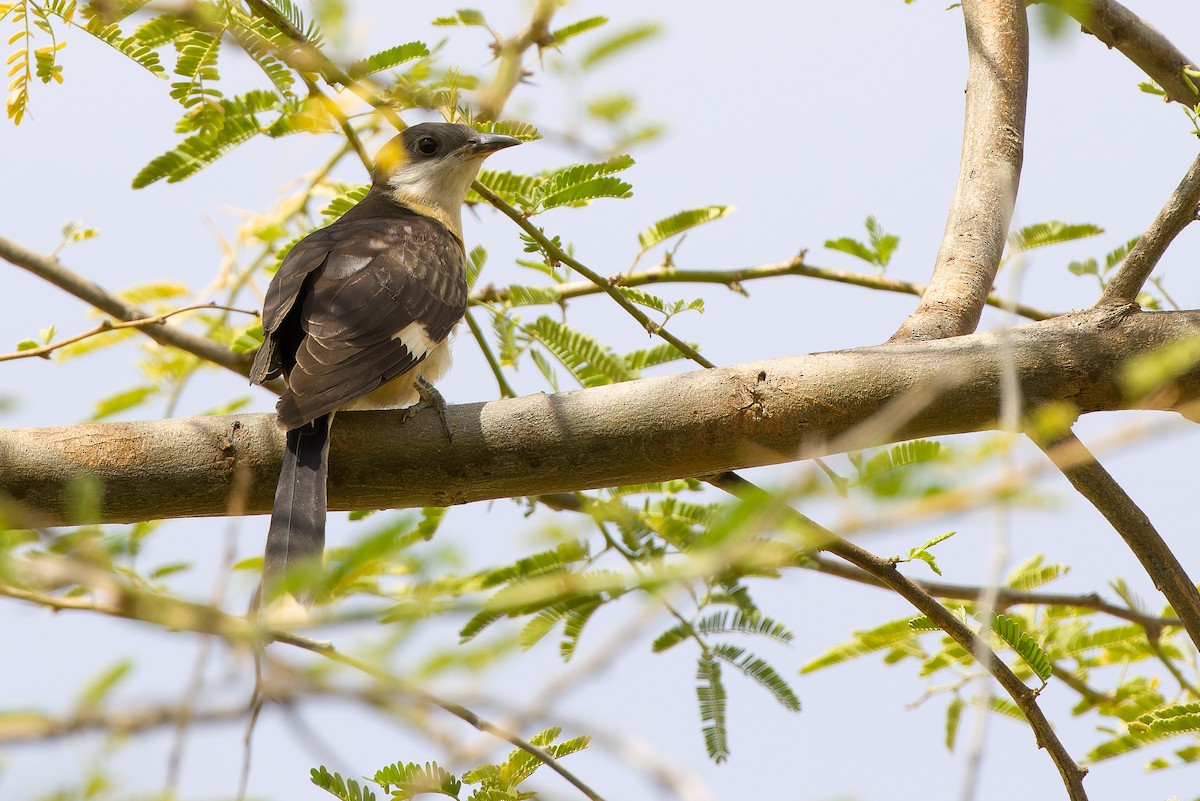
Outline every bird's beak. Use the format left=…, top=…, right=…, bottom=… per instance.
left=461, top=133, right=522, bottom=158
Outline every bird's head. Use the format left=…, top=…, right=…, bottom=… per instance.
left=374, top=122, right=521, bottom=240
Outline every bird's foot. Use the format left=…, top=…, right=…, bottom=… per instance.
left=411, top=377, right=453, bottom=442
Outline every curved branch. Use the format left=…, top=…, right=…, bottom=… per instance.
left=807, top=554, right=1180, bottom=634
left=0, top=235, right=271, bottom=385
left=1036, top=431, right=1200, bottom=652
left=1098, top=151, right=1200, bottom=307
left=4, top=309, right=1200, bottom=525
left=891, top=0, right=1029, bottom=342
left=470, top=255, right=1057, bottom=321
left=1045, top=0, right=1200, bottom=106
left=0, top=303, right=257, bottom=363
left=708, top=472, right=1089, bottom=801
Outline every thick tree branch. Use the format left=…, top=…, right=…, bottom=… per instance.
left=891, top=0, right=1028, bottom=342
left=1044, top=0, right=1200, bottom=106
left=1097, top=151, right=1200, bottom=308
left=0, top=235, right=269, bottom=384
left=470, top=255, right=1057, bottom=322
left=4, top=309, right=1200, bottom=526
left=1036, top=431, right=1200, bottom=652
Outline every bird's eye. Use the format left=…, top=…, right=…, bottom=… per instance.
left=417, top=137, right=438, bottom=155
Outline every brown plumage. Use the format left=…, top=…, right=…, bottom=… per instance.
left=250, top=122, right=520, bottom=607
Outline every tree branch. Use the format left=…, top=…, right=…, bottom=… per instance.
left=0, top=235, right=281, bottom=390
left=0, top=303, right=257, bottom=363
left=708, top=472, right=1089, bottom=801
left=891, top=0, right=1029, bottom=342
left=806, top=554, right=1180, bottom=634
left=472, top=182, right=715, bottom=368
left=1035, top=431, right=1200, bottom=652
left=1043, top=0, right=1200, bottom=106
left=1097, top=151, right=1200, bottom=308
left=5, top=309, right=1200, bottom=525
left=470, top=254, right=1057, bottom=322
left=474, top=0, right=560, bottom=122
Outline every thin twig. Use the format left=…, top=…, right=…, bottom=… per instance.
left=300, top=73, right=373, bottom=175
left=890, top=0, right=1028, bottom=342
left=469, top=255, right=1057, bottom=322
left=1, top=561, right=608, bottom=801
left=1097, top=151, right=1200, bottom=307
left=707, top=471, right=1089, bottom=801
left=1036, top=431, right=1200, bottom=654
left=1041, top=0, right=1200, bottom=106
left=0, top=303, right=257, bottom=363
left=0, top=235, right=275, bottom=386
left=806, top=554, right=1181, bottom=633
left=471, top=181, right=715, bottom=369
left=475, top=0, right=560, bottom=122
left=465, top=308, right=517, bottom=398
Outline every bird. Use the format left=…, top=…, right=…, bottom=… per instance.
left=250, top=122, right=521, bottom=609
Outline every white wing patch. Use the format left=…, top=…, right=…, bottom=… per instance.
left=391, top=321, right=435, bottom=361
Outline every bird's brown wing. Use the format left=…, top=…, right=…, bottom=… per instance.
left=252, top=198, right=466, bottom=429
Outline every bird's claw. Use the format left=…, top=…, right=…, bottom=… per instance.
left=413, top=377, right=453, bottom=442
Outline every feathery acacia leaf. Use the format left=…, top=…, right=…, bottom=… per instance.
left=349, top=41, right=428, bottom=77
left=526, top=317, right=633, bottom=387
left=132, top=110, right=261, bottom=187
left=1009, top=220, right=1103, bottom=252
left=990, top=613, right=1052, bottom=683
left=550, top=16, right=607, bottom=47
left=373, top=761, right=461, bottom=799
left=580, top=21, right=660, bottom=68
left=711, top=643, right=801, bottom=712
left=533, top=155, right=634, bottom=210
left=696, top=653, right=729, bottom=762
left=311, top=767, right=377, bottom=801
left=636, top=205, right=733, bottom=254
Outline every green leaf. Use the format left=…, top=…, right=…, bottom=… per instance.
left=696, top=653, right=729, bottom=762
left=432, top=9, right=486, bottom=26
left=825, top=236, right=875, bottom=264
left=132, top=111, right=262, bottom=187
left=473, top=119, right=541, bottom=142
left=230, top=322, right=264, bottom=355
left=533, top=155, right=635, bottom=210
left=711, top=643, right=801, bottom=712
left=526, top=316, right=632, bottom=387
left=539, top=175, right=633, bottom=210
left=636, top=205, right=733, bottom=253
left=623, top=341, right=696, bottom=372
left=75, top=659, right=133, bottom=710
left=990, top=613, right=1052, bottom=683
left=580, top=22, right=661, bottom=68
left=550, top=16, right=607, bottom=46
left=321, top=184, right=371, bottom=219
left=1006, top=555, right=1069, bottom=591
left=802, top=617, right=927, bottom=672
left=311, top=767, right=377, bottom=801
left=373, top=761, right=460, bottom=799
left=1104, top=236, right=1141, bottom=273
left=416, top=507, right=445, bottom=541
left=91, top=385, right=157, bottom=420
left=945, top=696, right=964, bottom=751
left=349, top=41, right=428, bottom=77
left=1008, top=221, right=1104, bottom=252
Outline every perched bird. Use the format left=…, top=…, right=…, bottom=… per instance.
left=250, top=122, right=521, bottom=607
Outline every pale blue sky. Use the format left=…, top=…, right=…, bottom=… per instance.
left=4, top=2, right=1200, bottom=800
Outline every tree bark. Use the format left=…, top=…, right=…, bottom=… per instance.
left=3, top=309, right=1199, bottom=526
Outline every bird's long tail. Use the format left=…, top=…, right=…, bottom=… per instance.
left=264, top=413, right=332, bottom=607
